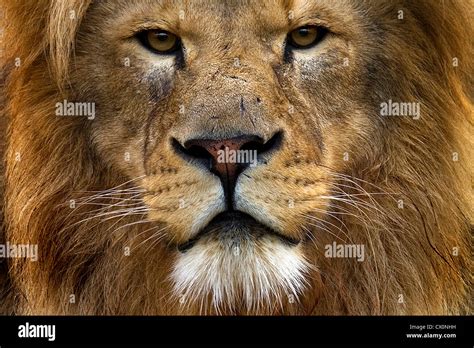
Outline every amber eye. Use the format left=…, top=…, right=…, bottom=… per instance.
left=139, top=30, right=180, bottom=53
left=288, top=26, right=325, bottom=48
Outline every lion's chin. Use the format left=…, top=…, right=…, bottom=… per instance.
left=170, top=223, right=311, bottom=314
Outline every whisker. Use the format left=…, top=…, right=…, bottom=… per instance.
left=301, top=217, right=347, bottom=244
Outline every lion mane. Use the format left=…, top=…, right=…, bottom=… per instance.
left=0, top=0, right=472, bottom=315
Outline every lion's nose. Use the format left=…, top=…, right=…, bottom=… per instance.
left=175, top=132, right=282, bottom=205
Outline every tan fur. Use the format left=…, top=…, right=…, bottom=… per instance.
left=1, top=0, right=472, bottom=315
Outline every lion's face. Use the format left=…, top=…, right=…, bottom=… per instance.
left=3, top=0, right=472, bottom=315
left=71, top=0, right=387, bottom=311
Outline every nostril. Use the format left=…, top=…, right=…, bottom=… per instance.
left=171, top=138, right=213, bottom=168
left=184, top=144, right=213, bottom=160
left=241, top=131, right=283, bottom=157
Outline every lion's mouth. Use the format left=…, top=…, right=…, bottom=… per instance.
left=177, top=211, right=300, bottom=252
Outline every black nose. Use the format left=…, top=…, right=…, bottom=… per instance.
left=174, top=132, right=282, bottom=205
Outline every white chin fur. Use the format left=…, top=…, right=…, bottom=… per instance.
left=171, top=237, right=310, bottom=314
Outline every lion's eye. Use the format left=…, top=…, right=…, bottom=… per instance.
left=287, top=26, right=326, bottom=49
left=138, top=30, right=180, bottom=54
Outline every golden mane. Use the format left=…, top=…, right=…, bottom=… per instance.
left=1, top=0, right=472, bottom=314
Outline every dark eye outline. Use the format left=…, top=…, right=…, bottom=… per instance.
left=286, top=25, right=328, bottom=49
left=136, top=29, right=182, bottom=55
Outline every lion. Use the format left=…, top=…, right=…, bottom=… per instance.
left=0, top=0, right=472, bottom=315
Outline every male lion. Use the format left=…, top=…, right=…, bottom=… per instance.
left=0, top=0, right=472, bottom=315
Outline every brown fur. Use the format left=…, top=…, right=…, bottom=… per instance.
left=0, top=0, right=472, bottom=314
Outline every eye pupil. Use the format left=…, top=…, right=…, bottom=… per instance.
left=156, top=32, right=168, bottom=41
left=298, top=29, right=309, bottom=37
